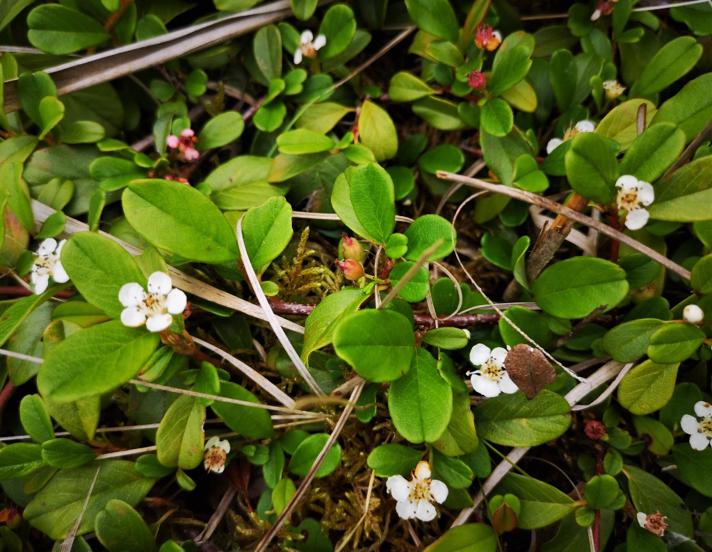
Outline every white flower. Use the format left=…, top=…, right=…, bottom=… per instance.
left=615, top=175, right=655, bottom=230
left=118, top=271, right=187, bottom=332
left=603, top=79, right=625, bottom=100
left=386, top=461, right=448, bottom=522
left=681, top=401, right=712, bottom=451
left=467, top=344, right=518, bottom=398
left=204, top=436, right=230, bottom=474
left=545, top=120, right=596, bottom=154
left=636, top=511, right=669, bottom=537
left=294, top=30, right=326, bottom=64
left=683, top=304, right=704, bottom=324
left=31, top=238, right=70, bottom=294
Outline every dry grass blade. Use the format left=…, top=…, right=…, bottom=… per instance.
left=253, top=383, right=364, bottom=552
left=451, top=360, right=624, bottom=527
left=236, top=217, right=325, bottom=396
left=437, top=171, right=692, bottom=281
left=31, top=200, right=304, bottom=333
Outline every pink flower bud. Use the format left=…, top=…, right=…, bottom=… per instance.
left=468, top=70, right=487, bottom=90
left=339, top=235, right=365, bottom=262
left=337, top=259, right=365, bottom=281
left=166, top=135, right=180, bottom=149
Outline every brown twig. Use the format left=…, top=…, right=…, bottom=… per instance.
left=104, top=0, right=134, bottom=33
left=436, top=171, right=692, bottom=281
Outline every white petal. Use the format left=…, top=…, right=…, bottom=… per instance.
left=637, top=512, right=648, bottom=528
left=147, top=271, right=172, bottom=295
left=689, top=432, right=710, bottom=451
left=415, top=500, right=437, bottom=522
left=591, top=8, right=602, bottom=21
left=395, top=500, right=417, bottom=520
left=121, top=306, right=146, bottom=328
left=414, top=461, right=431, bottom=480
left=212, top=463, right=226, bottom=474
left=681, top=414, right=699, bottom=434
left=490, top=347, right=508, bottom=367
left=546, top=138, right=563, bottom=154
left=575, top=120, right=596, bottom=133
left=616, top=174, right=638, bottom=190
left=386, top=475, right=410, bottom=502
left=33, top=275, right=49, bottom=294
left=119, top=283, right=145, bottom=307
left=694, top=401, right=712, bottom=418
left=684, top=305, right=704, bottom=324
left=205, top=436, right=220, bottom=450
left=166, top=288, right=187, bottom=315
left=637, top=182, right=655, bottom=206
left=313, top=34, right=327, bottom=50
left=146, top=313, right=173, bottom=333
left=624, top=208, right=649, bottom=230
left=498, top=372, right=519, bottom=394
left=293, top=49, right=303, bottom=64
left=51, top=261, right=70, bottom=284
left=300, top=30, right=313, bottom=44
left=217, top=439, right=230, bottom=453
left=37, top=238, right=57, bottom=256
left=471, top=374, right=501, bottom=397
left=56, top=239, right=66, bottom=253
left=430, top=480, right=448, bottom=503
left=469, top=344, right=491, bottom=366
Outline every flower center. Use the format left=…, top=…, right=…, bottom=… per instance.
left=408, top=479, right=432, bottom=502
left=480, top=360, right=504, bottom=382
left=699, top=418, right=712, bottom=437
left=617, top=189, right=640, bottom=211
left=204, top=447, right=227, bottom=469
left=142, top=293, right=167, bottom=315
left=301, top=44, right=317, bottom=58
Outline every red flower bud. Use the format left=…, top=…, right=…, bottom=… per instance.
left=337, top=259, right=365, bottom=281
left=584, top=419, right=608, bottom=441
left=339, top=234, right=365, bottom=262
left=468, top=70, right=487, bottom=91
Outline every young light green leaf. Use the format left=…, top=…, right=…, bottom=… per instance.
left=367, top=443, right=423, bottom=476
left=565, top=132, right=618, bottom=204
left=95, top=499, right=157, bottom=552
left=198, top=111, right=244, bottom=150
left=630, top=36, right=702, bottom=97
left=404, top=0, right=459, bottom=42
left=211, top=381, right=273, bottom=439
left=288, top=433, right=341, bottom=477
left=19, top=394, right=54, bottom=443
left=156, top=395, right=205, bottom=469
left=27, top=5, right=109, bottom=55
left=619, top=123, right=685, bottom=183
left=241, top=196, right=293, bottom=274
left=425, top=523, right=497, bottom=552
left=357, top=100, right=398, bottom=161
left=618, top=360, right=679, bottom=415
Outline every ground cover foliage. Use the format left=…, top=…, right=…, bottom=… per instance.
left=1, top=0, right=712, bottom=550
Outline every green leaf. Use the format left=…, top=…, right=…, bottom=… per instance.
left=277, top=129, right=334, bottom=155
left=291, top=0, right=317, bottom=20
left=241, top=196, right=293, bottom=274
left=432, top=392, right=478, bottom=456
left=333, top=309, right=415, bottom=382
left=211, top=381, right=273, bottom=439
left=404, top=214, right=456, bottom=261
left=565, top=132, right=618, bottom=203
left=584, top=474, right=624, bottom=509
left=671, top=444, right=712, bottom=498
left=422, top=327, right=470, bottom=350
left=619, top=123, right=685, bottom=183
left=41, top=439, right=95, bottom=469
left=431, top=449, right=473, bottom=489
left=618, top=360, right=679, bottom=414
left=412, top=97, right=466, bottom=131
left=27, top=5, right=109, bottom=55
left=623, top=464, right=693, bottom=537
left=123, top=179, right=238, bottom=264
left=296, top=102, right=354, bottom=133
left=388, top=262, right=429, bottom=302
left=367, top=444, right=423, bottom=476
left=480, top=99, right=513, bottom=137
left=389, top=72, right=436, bottom=103
left=596, top=98, right=657, bottom=150
left=501, top=79, right=537, bottom=113
left=198, top=112, right=244, bottom=150
left=156, top=395, right=205, bottom=469
left=318, top=4, right=356, bottom=59
left=61, top=232, right=145, bottom=318
left=288, top=433, right=341, bottom=478
left=331, top=163, right=395, bottom=244
left=19, top=394, right=54, bottom=443
left=418, top=145, right=464, bottom=174
left=495, top=473, right=576, bottom=529
left=0, top=0, right=34, bottom=32
left=272, top=477, right=296, bottom=515
left=692, top=254, right=712, bottom=294
left=37, top=96, right=65, bottom=140
left=253, top=101, right=286, bottom=132
left=95, top=499, right=156, bottom=552
left=17, top=71, right=57, bottom=128
left=424, top=523, right=497, bottom=552
left=37, top=321, right=160, bottom=403
left=649, top=155, right=712, bottom=222
left=405, top=0, right=459, bottom=42
left=477, top=391, right=570, bottom=447
left=253, top=25, right=282, bottom=82
left=46, top=396, right=100, bottom=441
left=23, top=460, right=155, bottom=539
left=651, top=73, right=712, bottom=142
left=488, top=46, right=532, bottom=96
left=533, top=257, right=628, bottom=319
left=387, top=349, right=453, bottom=443
left=513, top=154, right=548, bottom=193
left=630, top=36, right=702, bottom=97
left=0, top=292, right=52, bottom=348
left=0, top=443, right=44, bottom=480
left=602, top=318, right=663, bottom=362
left=357, top=100, right=398, bottom=161
left=647, top=323, right=704, bottom=363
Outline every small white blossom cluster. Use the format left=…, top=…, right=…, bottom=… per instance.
left=203, top=437, right=230, bottom=474
left=386, top=461, right=448, bottom=521
left=615, top=175, right=655, bottom=231
left=31, top=238, right=70, bottom=294
left=119, top=271, right=187, bottom=332
left=294, top=30, right=326, bottom=64
left=467, top=344, right=518, bottom=398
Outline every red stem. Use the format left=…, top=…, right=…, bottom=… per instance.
left=0, top=381, right=16, bottom=413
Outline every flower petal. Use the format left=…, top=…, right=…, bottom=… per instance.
left=430, top=480, right=448, bottom=503
left=313, top=34, right=327, bottom=50
left=681, top=414, right=699, bottom=435
left=469, top=343, right=491, bottom=366
left=167, top=135, right=179, bottom=148
left=300, top=29, right=313, bottom=44
left=414, top=461, right=431, bottom=480
left=146, top=313, right=173, bottom=333
left=637, top=182, right=655, bottom=206
left=205, top=436, right=220, bottom=450
left=498, top=372, right=519, bottom=394
left=51, top=261, right=70, bottom=284
left=624, top=208, right=649, bottom=231
left=694, top=401, right=712, bottom=418
left=386, top=475, right=410, bottom=502
left=683, top=305, right=704, bottom=324
left=637, top=512, right=647, bottom=528
left=217, top=439, right=230, bottom=453
left=147, top=271, right=172, bottom=295
left=546, top=138, right=563, bottom=154
left=37, top=238, right=58, bottom=256
left=689, top=432, right=710, bottom=451
left=615, top=174, right=638, bottom=190
left=166, top=288, right=187, bottom=315
left=471, top=374, right=501, bottom=397
left=490, top=347, right=508, bottom=367
left=33, top=275, right=49, bottom=295
left=119, top=282, right=145, bottom=307
left=293, top=49, right=303, bottom=64
left=121, top=306, right=146, bottom=328
left=575, top=120, right=596, bottom=133
left=415, top=500, right=437, bottom=522
left=395, top=499, right=417, bottom=520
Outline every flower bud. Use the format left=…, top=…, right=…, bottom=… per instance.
left=339, top=234, right=365, bottom=262
left=488, top=494, right=520, bottom=534
left=467, top=70, right=487, bottom=91
left=683, top=304, right=704, bottom=324
left=337, top=259, right=365, bottom=281
left=584, top=419, right=608, bottom=441
left=474, top=24, right=502, bottom=52
left=603, top=79, right=625, bottom=101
